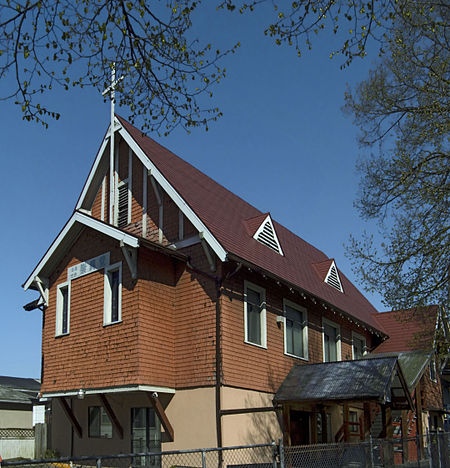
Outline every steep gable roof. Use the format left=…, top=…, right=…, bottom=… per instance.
left=112, top=115, right=382, bottom=332
left=373, top=306, right=439, bottom=353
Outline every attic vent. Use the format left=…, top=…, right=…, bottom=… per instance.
left=253, top=215, right=283, bottom=255
left=325, top=262, right=343, bottom=293
left=117, top=181, right=129, bottom=228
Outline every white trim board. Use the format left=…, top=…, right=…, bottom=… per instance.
left=42, top=384, right=176, bottom=398
left=23, top=211, right=139, bottom=291
left=76, top=117, right=227, bottom=262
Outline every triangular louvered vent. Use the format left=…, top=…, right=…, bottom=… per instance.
left=253, top=215, right=283, bottom=255
left=117, top=182, right=129, bottom=228
left=325, top=261, right=343, bottom=292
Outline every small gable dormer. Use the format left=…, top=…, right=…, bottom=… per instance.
left=252, top=214, right=283, bottom=256
left=325, top=261, right=344, bottom=293
left=313, top=259, right=344, bottom=293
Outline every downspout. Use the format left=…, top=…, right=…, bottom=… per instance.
left=215, top=276, right=223, bottom=449
left=186, top=260, right=242, bottom=449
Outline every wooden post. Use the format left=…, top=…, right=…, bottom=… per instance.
left=363, top=402, right=372, bottom=440
left=401, top=410, right=409, bottom=463
left=343, top=403, right=350, bottom=442
left=310, top=410, right=318, bottom=444
left=321, top=408, right=328, bottom=443
left=283, top=405, right=291, bottom=446
left=415, top=381, right=425, bottom=458
left=382, top=405, right=394, bottom=467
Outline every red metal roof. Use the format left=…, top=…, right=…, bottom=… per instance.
left=118, top=115, right=383, bottom=331
left=373, top=307, right=438, bottom=353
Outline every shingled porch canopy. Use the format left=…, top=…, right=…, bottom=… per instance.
left=274, top=356, right=413, bottom=445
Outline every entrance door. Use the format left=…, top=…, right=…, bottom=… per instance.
left=290, top=410, right=310, bottom=445
left=131, top=408, right=161, bottom=467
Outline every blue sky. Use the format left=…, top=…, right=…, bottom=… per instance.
left=1, top=4, right=385, bottom=378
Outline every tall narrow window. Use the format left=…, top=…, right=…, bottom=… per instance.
left=284, top=300, right=308, bottom=359
left=104, top=263, right=122, bottom=325
left=323, top=319, right=341, bottom=362
left=352, top=332, right=367, bottom=359
left=244, top=282, right=266, bottom=348
left=56, top=282, right=70, bottom=336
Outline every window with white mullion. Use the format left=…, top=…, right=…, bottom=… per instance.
left=352, top=332, right=367, bottom=359
left=323, top=319, right=341, bottom=362
left=284, top=300, right=308, bottom=359
left=244, top=281, right=266, bottom=348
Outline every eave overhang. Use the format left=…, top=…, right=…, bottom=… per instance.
left=226, top=253, right=387, bottom=339
left=23, top=211, right=139, bottom=291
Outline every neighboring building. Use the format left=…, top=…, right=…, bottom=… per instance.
left=24, top=115, right=415, bottom=456
left=0, top=376, right=42, bottom=459
left=0, top=376, right=41, bottom=430
left=373, top=307, right=446, bottom=432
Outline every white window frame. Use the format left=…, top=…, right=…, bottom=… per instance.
left=55, top=281, right=71, bottom=336
left=352, top=332, right=367, bottom=359
left=244, top=281, right=267, bottom=348
left=283, top=299, right=308, bottom=360
left=322, top=318, right=341, bottom=362
left=104, top=262, right=122, bottom=326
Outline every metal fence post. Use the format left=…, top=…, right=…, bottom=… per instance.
left=96, top=458, right=101, bottom=468
left=278, top=438, right=284, bottom=468
left=369, top=435, right=374, bottom=468
left=201, top=450, right=206, bottom=468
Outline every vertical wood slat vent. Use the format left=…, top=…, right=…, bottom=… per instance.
left=117, top=182, right=128, bottom=228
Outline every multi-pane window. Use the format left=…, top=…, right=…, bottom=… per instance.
left=352, top=333, right=367, bottom=359
left=104, top=263, right=122, bottom=325
left=323, top=319, right=340, bottom=362
left=244, top=282, right=266, bottom=347
left=284, top=300, right=308, bottom=359
left=88, top=406, right=112, bottom=438
left=56, top=282, right=70, bottom=336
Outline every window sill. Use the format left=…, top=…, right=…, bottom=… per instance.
left=55, top=332, right=70, bottom=338
left=244, top=340, right=267, bottom=350
left=103, top=320, right=122, bottom=328
left=284, top=351, right=308, bottom=361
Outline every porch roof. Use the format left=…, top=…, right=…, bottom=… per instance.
left=274, top=356, right=413, bottom=409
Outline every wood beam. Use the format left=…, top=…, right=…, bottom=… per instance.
left=320, top=407, right=328, bottom=443
left=99, top=393, right=124, bottom=439
left=220, top=407, right=275, bottom=416
left=58, top=397, right=82, bottom=438
left=147, top=393, right=174, bottom=442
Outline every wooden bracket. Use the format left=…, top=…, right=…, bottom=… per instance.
left=120, top=241, right=137, bottom=279
left=199, top=233, right=216, bottom=272
left=147, top=393, right=174, bottom=442
left=58, top=397, right=82, bottom=438
left=99, top=393, right=124, bottom=439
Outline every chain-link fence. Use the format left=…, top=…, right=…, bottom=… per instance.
left=1, top=433, right=449, bottom=468
left=0, top=443, right=277, bottom=468
left=286, top=432, right=450, bottom=468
